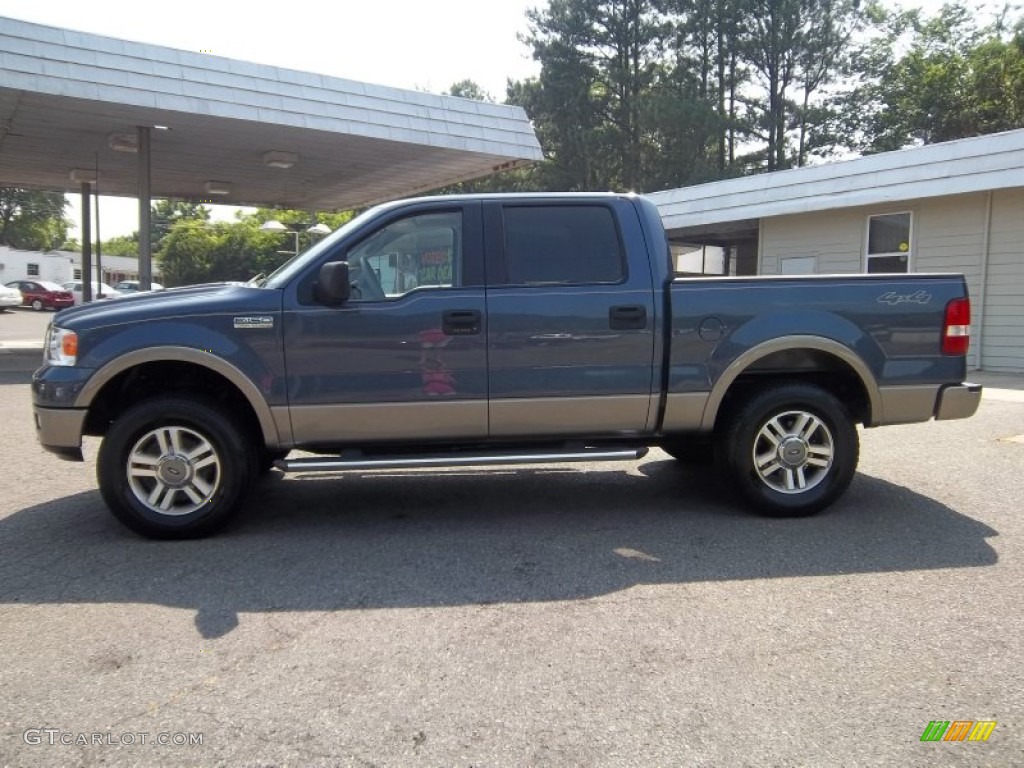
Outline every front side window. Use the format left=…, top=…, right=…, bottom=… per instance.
left=346, top=211, right=461, bottom=302
left=502, top=206, right=624, bottom=285
left=866, top=212, right=911, bottom=274
left=27, top=263, right=39, bottom=277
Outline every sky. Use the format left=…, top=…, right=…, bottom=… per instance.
left=0, top=0, right=985, bottom=240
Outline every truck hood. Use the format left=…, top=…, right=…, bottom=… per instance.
left=53, top=283, right=279, bottom=331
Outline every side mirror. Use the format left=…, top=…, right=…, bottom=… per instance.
left=315, top=261, right=351, bottom=305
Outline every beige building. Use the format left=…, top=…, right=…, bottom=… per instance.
left=647, top=130, right=1024, bottom=373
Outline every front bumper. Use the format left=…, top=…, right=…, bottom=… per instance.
left=34, top=406, right=86, bottom=461
left=935, top=382, right=983, bottom=421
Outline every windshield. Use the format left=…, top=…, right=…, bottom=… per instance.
left=262, top=204, right=392, bottom=289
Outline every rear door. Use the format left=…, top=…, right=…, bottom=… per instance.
left=483, top=199, right=658, bottom=437
left=282, top=202, right=488, bottom=445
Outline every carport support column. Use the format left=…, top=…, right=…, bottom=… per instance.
left=80, top=182, right=92, bottom=303
left=137, top=125, right=152, bottom=290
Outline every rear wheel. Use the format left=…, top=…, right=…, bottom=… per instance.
left=31, top=298, right=44, bottom=311
left=97, top=396, right=256, bottom=539
left=718, top=382, right=858, bottom=517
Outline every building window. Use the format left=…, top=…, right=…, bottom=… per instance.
left=27, top=263, right=40, bottom=277
left=866, top=212, right=911, bottom=273
left=672, top=242, right=729, bottom=276
left=73, top=268, right=82, bottom=279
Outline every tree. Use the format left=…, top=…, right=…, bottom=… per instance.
left=517, top=0, right=721, bottom=192
left=150, top=199, right=210, bottom=250
left=156, top=208, right=354, bottom=286
left=157, top=220, right=280, bottom=287
left=668, top=0, right=751, bottom=174
left=100, top=233, right=140, bottom=258
left=515, top=0, right=618, bottom=190
left=739, top=0, right=861, bottom=170
left=856, top=3, right=1024, bottom=152
left=446, top=79, right=495, bottom=102
left=0, top=188, right=70, bottom=251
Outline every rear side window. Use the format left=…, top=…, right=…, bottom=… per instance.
left=502, top=206, right=624, bottom=285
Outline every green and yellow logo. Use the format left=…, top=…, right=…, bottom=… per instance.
left=920, top=720, right=996, bottom=742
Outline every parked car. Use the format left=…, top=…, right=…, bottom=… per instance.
left=0, top=283, right=22, bottom=311
left=114, top=280, right=164, bottom=294
left=61, top=281, right=123, bottom=305
left=33, top=193, right=981, bottom=539
left=4, top=280, right=75, bottom=311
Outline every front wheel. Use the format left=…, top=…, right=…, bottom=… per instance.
left=97, top=396, right=256, bottom=539
left=718, top=382, right=859, bottom=517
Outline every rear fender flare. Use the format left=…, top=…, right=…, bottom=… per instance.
left=701, top=335, right=882, bottom=430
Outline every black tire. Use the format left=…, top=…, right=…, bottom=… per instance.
left=661, top=437, right=715, bottom=464
left=97, top=396, right=257, bottom=539
left=258, top=448, right=289, bottom=475
left=31, top=298, right=44, bottom=311
left=718, top=382, right=859, bottom=517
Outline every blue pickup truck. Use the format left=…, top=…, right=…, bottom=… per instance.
left=33, top=194, right=981, bottom=538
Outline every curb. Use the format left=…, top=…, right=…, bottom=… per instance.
left=0, top=342, right=44, bottom=350
left=0, top=343, right=43, bottom=373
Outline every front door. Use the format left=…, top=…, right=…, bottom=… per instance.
left=283, top=203, right=488, bottom=446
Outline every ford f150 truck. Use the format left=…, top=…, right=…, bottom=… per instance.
left=32, top=193, right=981, bottom=538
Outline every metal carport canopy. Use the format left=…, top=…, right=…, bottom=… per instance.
left=0, top=17, right=544, bottom=209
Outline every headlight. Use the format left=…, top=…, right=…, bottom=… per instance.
left=44, top=325, right=78, bottom=366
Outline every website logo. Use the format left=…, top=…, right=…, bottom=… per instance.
left=920, top=720, right=996, bottom=742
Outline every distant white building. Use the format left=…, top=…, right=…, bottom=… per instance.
left=0, top=246, right=156, bottom=286
left=648, top=129, right=1024, bottom=373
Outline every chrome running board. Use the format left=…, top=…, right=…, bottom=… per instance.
left=275, top=446, right=648, bottom=473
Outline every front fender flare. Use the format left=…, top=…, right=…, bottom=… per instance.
left=74, top=346, right=285, bottom=447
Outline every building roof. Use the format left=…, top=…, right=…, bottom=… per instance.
left=0, top=17, right=543, bottom=209
left=647, top=129, right=1024, bottom=232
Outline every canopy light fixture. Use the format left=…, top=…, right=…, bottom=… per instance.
left=263, top=150, right=298, bottom=169
left=306, top=223, right=332, bottom=235
left=204, top=181, right=232, bottom=196
left=259, top=220, right=288, bottom=232
left=108, top=133, right=138, bottom=153
left=69, top=168, right=97, bottom=183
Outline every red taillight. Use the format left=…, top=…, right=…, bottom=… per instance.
left=943, top=297, right=971, bottom=356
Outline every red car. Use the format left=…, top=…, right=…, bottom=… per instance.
left=5, top=280, right=75, bottom=311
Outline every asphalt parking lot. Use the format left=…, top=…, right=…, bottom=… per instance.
left=0, top=339, right=1022, bottom=766
left=0, top=305, right=51, bottom=342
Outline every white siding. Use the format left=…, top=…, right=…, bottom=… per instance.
left=982, top=189, right=1024, bottom=372
left=760, top=208, right=865, bottom=275
left=913, top=194, right=987, bottom=370
left=0, top=247, right=74, bottom=284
